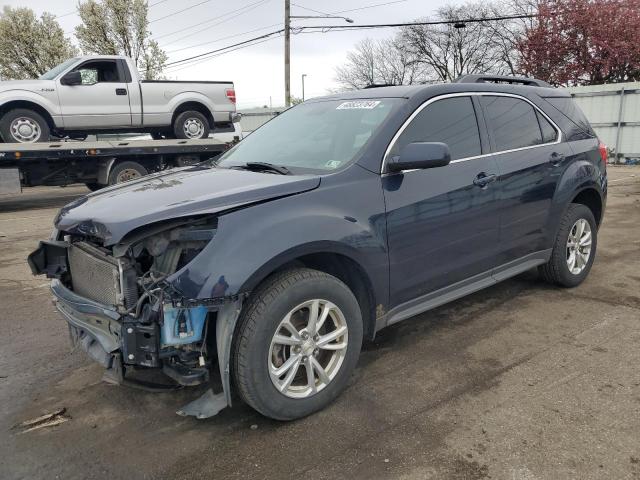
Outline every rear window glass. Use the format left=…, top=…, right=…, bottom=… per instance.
left=481, top=96, right=542, bottom=151
left=536, top=111, right=558, bottom=143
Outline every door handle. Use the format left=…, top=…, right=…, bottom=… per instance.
left=115, top=88, right=127, bottom=96
left=473, top=173, right=497, bottom=188
left=549, top=152, right=565, bottom=166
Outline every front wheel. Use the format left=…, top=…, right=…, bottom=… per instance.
left=0, top=109, right=50, bottom=143
left=233, top=268, right=363, bottom=420
left=173, top=111, right=210, bottom=139
left=539, top=203, right=598, bottom=287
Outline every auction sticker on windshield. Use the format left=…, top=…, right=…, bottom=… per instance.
left=336, top=100, right=381, bottom=110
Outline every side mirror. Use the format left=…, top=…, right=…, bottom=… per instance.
left=60, top=71, right=82, bottom=86
left=387, top=142, right=451, bottom=172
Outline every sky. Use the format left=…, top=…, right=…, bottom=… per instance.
left=4, top=0, right=454, bottom=108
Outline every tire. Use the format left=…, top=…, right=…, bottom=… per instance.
left=233, top=268, right=363, bottom=420
left=85, top=182, right=103, bottom=192
left=0, top=108, right=50, bottom=143
left=539, top=203, right=597, bottom=287
left=107, top=161, right=148, bottom=185
left=173, top=111, right=210, bottom=139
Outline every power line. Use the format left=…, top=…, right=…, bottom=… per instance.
left=165, top=13, right=537, bottom=67
left=149, top=0, right=171, bottom=6
left=165, top=29, right=285, bottom=66
left=291, top=0, right=409, bottom=17
left=334, top=0, right=410, bottom=15
left=53, top=10, right=77, bottom=19
left=164, top=36, right=281, bottom=72
left=149, top=0, right=211, bottom=23
left=156, top=0, right=269, bottom=41
left=166, top=22, right=281, bottom=54
left=159, top=0, right=271, bottom=46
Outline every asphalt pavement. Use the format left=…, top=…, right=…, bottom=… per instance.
left=0, top=167, right=638, bottom=480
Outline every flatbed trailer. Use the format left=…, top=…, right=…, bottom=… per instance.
left=0, top=138, right=231, bottom=195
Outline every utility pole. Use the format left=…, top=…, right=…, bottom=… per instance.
left=302, top=74, right=307, bottom=101
left=284, top=0, right=291, bottom=107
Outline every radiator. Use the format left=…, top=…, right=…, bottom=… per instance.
left=68, top=242, right=138, bottom=309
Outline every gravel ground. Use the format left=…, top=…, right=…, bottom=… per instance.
left=0, top=167, right=638, bottom=480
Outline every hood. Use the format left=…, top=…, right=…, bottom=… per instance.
left=55, top=166, right=320, bottom=245
left=0, top=79, right=54, bottom=91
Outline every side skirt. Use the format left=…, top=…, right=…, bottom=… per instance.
left=377, top=249, right=551, bottom=331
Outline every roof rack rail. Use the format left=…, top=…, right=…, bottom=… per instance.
left=363, top=83, right=396, bottom=89
left=455, top=74, right=552, bottom=88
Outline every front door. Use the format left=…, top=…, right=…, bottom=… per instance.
left=383, top=95, right=501, bottom=308
left=478, top=94, right=571, bottom=264
left=57, top=59, right=132, bottom=129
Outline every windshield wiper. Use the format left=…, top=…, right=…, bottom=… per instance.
left=232, top=162, right=292, bottom=175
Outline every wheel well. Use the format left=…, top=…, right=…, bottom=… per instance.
left=571, top=188, right=603, bottom=226
left=0, top=101, right=55, bottom=130
left=260, top=253, right=377, bottom=340
left=172, top=102, right=214, bottom=129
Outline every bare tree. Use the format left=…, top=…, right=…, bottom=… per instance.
left=75, top=0, right=167, bottom=80
left=335, top=37, right=428, bottom=90
left=0, top=7, right=77, bottom=80
left=400, top=2, right=513, bottom=82
left=484, top=0, right=539, bottom=75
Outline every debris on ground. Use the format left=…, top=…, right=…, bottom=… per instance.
left=12, top=408, right=70, bottom=434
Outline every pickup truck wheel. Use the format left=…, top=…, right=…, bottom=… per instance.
left=173, top=111, right=210, bottom=139
left=539, top=203, right=597, bottom=287
left=108, top=161, right=148, bottom=185
left=233, top=268, right=363, bottom=420
left=0, top=109, right=50, bottom=143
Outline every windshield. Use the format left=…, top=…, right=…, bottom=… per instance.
left=216, top=98, right=400, bottom=173
left=39, top=58, right=78, bottom=80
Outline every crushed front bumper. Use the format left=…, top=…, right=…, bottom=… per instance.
left=49, top=278, right=243, bottom=418
left=52, top=279, right=123, bottom=367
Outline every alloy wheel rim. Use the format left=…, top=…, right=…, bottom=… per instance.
left=10, top=117, right=41, bottom=143
left=268, top=299, right=349, bottom=399
left=566, top=218, right=592, bottom=275
left=116, top=168, right=142, bottom=183
left=183, top=118, right=205, bottom=139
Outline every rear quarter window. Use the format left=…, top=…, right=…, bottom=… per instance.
left=543, top=97, right=595, bottom=138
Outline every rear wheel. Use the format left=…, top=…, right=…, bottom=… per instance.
left=539, top=203, right=597, bottom=287
left=173, top=111, right=210, bottom=139
left=107, top=161, right=148, bottom=185
left=0, top=109, right=50, bottom=143
left=233, top=268, right=363, bottom=420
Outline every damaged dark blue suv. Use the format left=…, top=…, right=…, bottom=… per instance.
left=29, top=75, right=607, bottom=420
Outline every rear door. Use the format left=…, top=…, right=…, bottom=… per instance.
left=478, top=94, right=571, bottom=265
left=57, top=59, right=132, bottom=129
left=383, top=95, right=502, bottom=307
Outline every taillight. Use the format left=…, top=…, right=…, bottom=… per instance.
left=225, top=88, right=236, bottom=104
left=598, top=140, right=607, bottom=169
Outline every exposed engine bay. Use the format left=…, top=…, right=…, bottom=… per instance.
left=29, top=216, right=236, bottom=413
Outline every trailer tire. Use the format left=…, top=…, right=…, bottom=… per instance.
left=108, top=161, right=148, bottom=185
left=0, top=109, right=50, bottom=143
left=173, top=111, right=210, bottom=139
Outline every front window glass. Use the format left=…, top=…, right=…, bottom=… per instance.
left=388, top=96, right=482, bottom=161
left=39, top=58, right=78, bottom=80
left=216, top=99, right=399, bottom=173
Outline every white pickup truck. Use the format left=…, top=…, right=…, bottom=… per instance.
left=0, top=55, right=238, bottom=143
